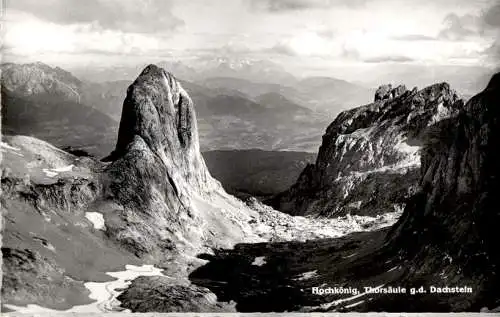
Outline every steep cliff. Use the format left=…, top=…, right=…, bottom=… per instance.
left=268, top=83, right=464, bottom=217
left=100, top=64, right=261, bottom=259
left=380, top=72, right=500, bottom=310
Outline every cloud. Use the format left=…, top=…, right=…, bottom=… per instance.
left=247, top=0, right=369, bottom=12
left=392, top=34, right=437, bottom=41
left=265, top=31, right=338, bottom=57
left=8, top=0, right=184, bottom=33
left=478, top=1, right=500, bottom=65
left=363, top=55, right=415, bottom=63
left=482, top=1, right=500, bottom=29
left=268, top=43, right=299, bottom=56
left=3, top=11, right=175, bottom=57
left=438, top=13, right=482, bottom=41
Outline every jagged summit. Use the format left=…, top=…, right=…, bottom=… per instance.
left=374, top=84, right=410, bottom=102
left=268, top=81, right=463, bottom=217
left=111, top=64, right=198, bottom=157
left=103, top=64, right=218, bottom=198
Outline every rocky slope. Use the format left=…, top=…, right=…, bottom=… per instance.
left=268, top=83, right=464, bottom=217
left=188, top=73, right=500, bottom=313
left=0, top=65, right=261, bottom=310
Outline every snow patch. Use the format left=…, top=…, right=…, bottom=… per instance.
left=4, top=264, right=167, bottom=313
left=252, top=256, right=266, bottom=266
left=0, top=141, right=21, bottom=151
left=294, top=270, right=318, bottom=281
left=429, top=102, right=453, bottom=125
left=42, top=169, right=59, bottom=177
left=85, top=212, right=106, bottom=230
left=1, top=141, right=24, bottom=157
left=343, top=253, right=358, bottom=259
left=319, top=284, right=385, bottom=310
left=42, top=164, right=75, bottom=178
left=51, top=164, right=74, bottom=172
left=387, top=266, right=400, bottom=273
left=345, top=300, right=365, bottom=309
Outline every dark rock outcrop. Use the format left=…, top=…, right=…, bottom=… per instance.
left=268, top=83, right=464, bottom=217
left=381, top=72, right=500, bottom=310
left=116, top=276, right=231, bottom=312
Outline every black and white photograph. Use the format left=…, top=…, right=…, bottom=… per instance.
left=0, top=0, right=500, bottom=315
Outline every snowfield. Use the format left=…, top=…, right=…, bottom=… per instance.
left=246, top=198, right=402, bottom=242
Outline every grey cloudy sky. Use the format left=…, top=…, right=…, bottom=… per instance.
left=2, top=0, right=499, bottom=71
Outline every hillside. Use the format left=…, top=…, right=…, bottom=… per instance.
left=1, top=88, right=117, bottom=157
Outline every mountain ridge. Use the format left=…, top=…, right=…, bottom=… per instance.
left=268, top=82, right=464, bottom=217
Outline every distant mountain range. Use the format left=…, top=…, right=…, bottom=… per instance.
left=70, top=57, right=297, bottom=85
left=1, top=62, right=336, bottom=156
left=5, top=61, right=489, bottom=159
left=70, top=57, right=375, bottom=115
left=1, top=63, right=118, bottom=156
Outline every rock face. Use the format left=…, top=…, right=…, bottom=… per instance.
left=100, top=65, right=260, bottom=258
left=383, top=72, right=500, bottom=309
left=268, top=83, right=464, bottom=217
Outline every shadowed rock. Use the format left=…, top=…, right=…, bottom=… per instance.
left=383, top=72, right=500, bottom=310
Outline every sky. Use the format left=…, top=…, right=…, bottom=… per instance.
left=1, top=0, right=499, bottom=77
